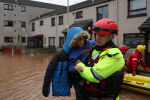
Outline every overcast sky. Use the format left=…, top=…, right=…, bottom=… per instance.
left=31, top=0, right=87, bottom=6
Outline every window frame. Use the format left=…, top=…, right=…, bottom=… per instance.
left=31, top=23, right=35, bottom=31
left=21, top=21, right=26, bottom=28
left=21, top=6, right=26, bottom=12
left=59, top=36, right=64, bottom=47
left=49, top=37, right=55, bottom=47
left=58, top=16, right=63, bottom=25
left=40, top=20, right=44, bottom=26
left=51, top=17, right=55, bottom=26
left=4, top=20, right=13, bottom=27
left=124, top=33, right=145, bottom=48
left=127, top=0, right=147, bottom=18
left=4, top=37, right=13, bottom=43
left=21, top=37, right=26, bottom=43
left=4, top=4, right=13, bottom=10
left=76, top=11, right=83, bottom=19
left=97, top=5, right=109, bottom=21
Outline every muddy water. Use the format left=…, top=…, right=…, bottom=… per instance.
left=0, top=52, right=150, bottom=100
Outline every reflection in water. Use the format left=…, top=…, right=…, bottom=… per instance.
left=0, top=52, right=150, bottom=100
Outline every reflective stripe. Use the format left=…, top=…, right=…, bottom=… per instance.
left=132, top=58, right=137, bottom=60
left=91, top=53, right=100, bottom=60
left=91, top=68, right=104, bottom=81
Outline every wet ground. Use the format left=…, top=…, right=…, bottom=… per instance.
left=0, top=52, right=150, bottom=100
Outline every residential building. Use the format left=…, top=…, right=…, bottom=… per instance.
left=29, top=0, right=150, bottom=65
left=0, top=0, right=65, bottom=48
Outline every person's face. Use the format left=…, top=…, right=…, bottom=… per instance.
left=121, top=50, right=127, bottom=55
left=77, top=39, right=84, bottom=48
left=96, top=34, right=110, bottom=46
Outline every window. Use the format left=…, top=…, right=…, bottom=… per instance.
left=49, top=37, right=55, bottom=46
left=4, top=4, right=13, bottom=10
left=128, top=0, right=147, bottom=17
left=21, top=6, right=26, bottom=12
left=97, top=5, right=108, bottom=20
left=124, top=33, right=144, bottom=48
left=51, top=17, right=55, bottom=26
left=40, top=20, right=43, bottom=26
left=4, top=37, right=13, bottom=43
left=76, top=11, right=83, bottom=19
left=59, top=37, right=64, bottom=47
left=32, top=23, right=35, bottom=31
left=4, top=20, right=13, bottom=27
left=21, top=37, right=26, bottom=43
left=59, top=16, right=63, bottom=25
left=21, top=21, right=26, bottom=28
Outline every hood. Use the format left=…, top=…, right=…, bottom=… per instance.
left=64, top=27, right=84, bottom=54
left=69, top=31, right=90, bottom=48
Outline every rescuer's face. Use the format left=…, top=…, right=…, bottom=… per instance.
left=96, top=34, right=109, bottom=46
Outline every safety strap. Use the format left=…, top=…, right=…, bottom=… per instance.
left=91, top=53, right=100, bottom=60
left=89, top=47, right=112, bottom=63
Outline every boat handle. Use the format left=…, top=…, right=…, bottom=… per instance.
left=136, top=82, right=144, bottom=85
left=124, top=80, right=131, bottom=82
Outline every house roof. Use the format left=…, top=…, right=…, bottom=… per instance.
left=139, top=17, right=150, bottom=32
left=61, top=19, right=93, bottom=33
left=0, top=0, right=66, bottom=10
left=31, top=0, right=113, bottom=22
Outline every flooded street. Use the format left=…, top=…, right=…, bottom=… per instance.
left=0, top=52, right=150, bottom=100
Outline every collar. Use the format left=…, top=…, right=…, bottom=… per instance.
left=94, top=41, right=117, bottom=51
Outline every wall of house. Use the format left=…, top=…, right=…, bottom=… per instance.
left=29, top=0, right=117, bottom=48
left=0, top=1, right=53, bottom=47
left=118, top=0, right=150, bottom=46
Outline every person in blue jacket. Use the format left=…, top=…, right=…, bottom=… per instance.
left=42, top=27, right=84, bottom=97
left=68, top=31, right=95, bottom=99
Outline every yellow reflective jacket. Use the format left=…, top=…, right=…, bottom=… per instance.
left=77, top=47, right=125, bottom=83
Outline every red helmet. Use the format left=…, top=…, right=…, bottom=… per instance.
left=92, top=18, right=118, bottom=35
left=119, top=45, right=128, bottom=52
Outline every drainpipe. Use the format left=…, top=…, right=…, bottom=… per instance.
left=55, top=14, right=59, bottom=51
left=67, top=0, right=69, bottom=32
left=116, top=0, right=119, bottom=46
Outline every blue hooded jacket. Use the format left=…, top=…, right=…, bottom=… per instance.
left=42, top=27, right=84, bottom=97
left=68, top=40, right=95, bottom=72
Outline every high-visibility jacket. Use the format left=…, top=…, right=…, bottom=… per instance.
left=126, top=50, right=146, bottom=72
left=77, top=46, right=125, bottom=83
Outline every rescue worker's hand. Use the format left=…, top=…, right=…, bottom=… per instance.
left=75, top=65, right=83, bottom=72
left=144, top=67, right=148, bottom=71
left=75, top=59, right=81, bottom=65
left=123, top=65, right=127, bottom=71
left=132, top=71, right=136, bottom=76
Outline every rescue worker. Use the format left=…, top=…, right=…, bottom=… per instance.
left=126, top=45, right=148, bottom=76
left=119, top=45, right=129, bottom=71
left=119, top=45, right=129, bottom=56
left=74, top=18, right=125, bottom=100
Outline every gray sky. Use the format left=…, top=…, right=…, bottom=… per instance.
left=31, top=0, right=87, bottom=6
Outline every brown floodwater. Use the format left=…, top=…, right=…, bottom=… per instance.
left=0, top=52, right=150, bottom=100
